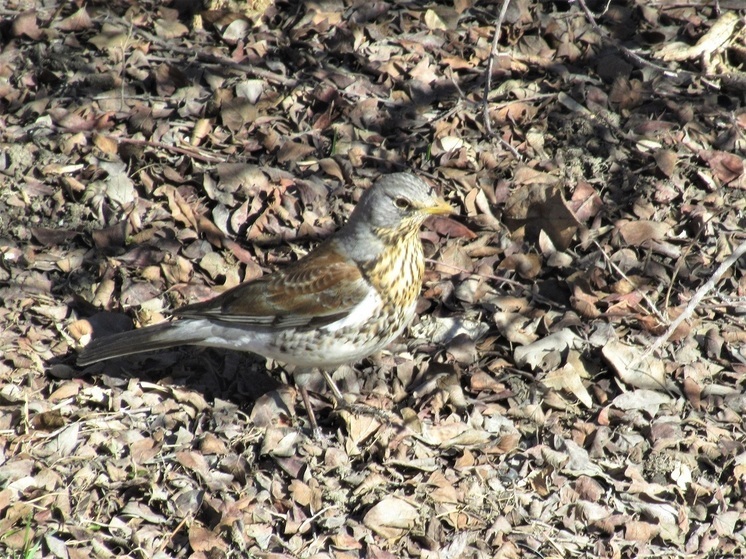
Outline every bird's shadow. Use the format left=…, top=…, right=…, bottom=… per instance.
left=56, top=306, right=348, bottom=432
left=55, top=308, right=294, bottom=417
left=75, top=346, right=280, bottom=405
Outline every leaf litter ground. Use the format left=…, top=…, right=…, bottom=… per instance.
left=1, top=0, right=745, bottom=558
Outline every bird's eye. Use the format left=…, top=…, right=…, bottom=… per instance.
left=394, top=197, right=411, bottom=210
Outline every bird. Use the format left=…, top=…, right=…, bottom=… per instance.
left=78, top=173, right=455, bottom=428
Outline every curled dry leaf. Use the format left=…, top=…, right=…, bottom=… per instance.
left=11, top=11, right=42, bottom=40
left=88, top=23, right=134, bottom=51
left=363, top=496, right=419, bottom=540
left=541, top=353, right=593, bottom=408
left=654, top=149, right=678, bottom=178
left=655, top=12, right=739, bottom=62
left=189, top=523, right=227, bottom=553
left=503, top=183, right=579, bottom=251
left=700, top=150, right=745, bottom=186
left=514, top=329, right=582, bottom=372
left=154, top=18, right=189, bottom=39
left=612, top=390, right=673, bottom=416
left=498, top=253, right=542, bottom=279
left=493, top=311, right=539, bottom=345
left=615, top=219, right=671, bottom=246
left=601, top=340, right=671, bottom=391
left=624, top=520, right=660, bottom=543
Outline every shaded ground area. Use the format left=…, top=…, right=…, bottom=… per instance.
left=1, top=0, right=746, bottom=557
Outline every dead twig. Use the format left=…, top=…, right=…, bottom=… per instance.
left=117, top=137, right=225, bottom=164
left=593, top=240, right=667, bottom=325
left=574, top=0, right=697, bottom=80
left=632, top=237, right=746, bottom=368
left=482, top=0, right=521, bottom=159
left=116, top=15, right=297, bottom=87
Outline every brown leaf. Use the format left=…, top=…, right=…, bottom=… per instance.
left=12, top=11, right=42, bottom=40
left=221, top=97, right=259, bottom=133
left=130, top=438, right=161, bottom=464
left=88, top=23, right=132, bottom=51
left=289, top=479, right=314, bottom=507
left=654, top=149, right=678, bottom=178
left=221, top=18, right=251, bottom=44
left=498, top=253, right=542, bottom=279
left=700, top=150, right=744, bottom=185
left=514, top=329, right=580, bottom=372
left=319, top=158, right=345, bottom=182
left=154, top=63, right=189, bottom=97
left=31, top=410, right=66, bottom=431
left=624, top=520, right=660, bottom=542
left=189, top=523, right=227, bottom=552
left=30, top=227, right=78, bottom=246
left=56, top=6, right=93, bottom=31
left=428, top=216, right=476, bottom=239
left=176, top=451, right=211, bottom=478
left=541, top=353, right=593, bottom=408
left=48, top=382, right=81, bottom=402
left=503, top=183, right=579, bottom=251
left=154, top=18, right=189, bottom=39
left=493, top=312, right=539, bottom=345
left=569, top=182, right=603, bottom=222
left=363, top=496, right=418, bottom=540
left=91, top=221, right=128, bottom=250
left=602, top=340, right=672, bottom=391
left=616, top=219, right=671, bottom=246
left=93, top=133, right=118, bottom=155
left=491, top=101, right=537, bottom=126
left=277, top=140, right=316, bottom=164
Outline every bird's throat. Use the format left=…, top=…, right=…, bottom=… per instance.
left=361, top=229, right=424, bottom=310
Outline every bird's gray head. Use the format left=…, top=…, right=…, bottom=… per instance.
left=348, top=173, right=453, bottom=236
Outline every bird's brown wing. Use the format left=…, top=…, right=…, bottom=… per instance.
left=174, top=240, right=370, bottom=329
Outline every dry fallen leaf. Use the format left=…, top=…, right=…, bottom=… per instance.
left=514, top=329, right=582, bottom=372
left=541, top=353, right=593, bottom=408
left=503, top=183, right=580, bottom=251
left=363, top=496, right=419, bottom=540
left=601, top=340, right=673, bottom=392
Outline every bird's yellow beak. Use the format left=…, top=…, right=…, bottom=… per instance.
left=423, top=197, right=456, bottom=216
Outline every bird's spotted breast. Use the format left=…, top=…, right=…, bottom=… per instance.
left=363, top=229, right=423, bottom=310
left=263, top=227, right=425, bottom=367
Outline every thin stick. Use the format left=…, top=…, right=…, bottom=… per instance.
left=632, top=238, right=746, bottom=367
left=118, top=137, right=224, bottom=164
left=575, top=0, right=696, bottom=80
left=593, top=240, right=667, bottom=324
left=482, top=0, right=521, bottom=159
left=482, top=0, right=511, bottom=136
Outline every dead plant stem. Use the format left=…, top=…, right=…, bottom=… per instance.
left=633, top=238, right=746, bottom=368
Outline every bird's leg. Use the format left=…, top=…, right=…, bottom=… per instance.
left=296, top=367, right=400, bottom=433
left=321, top=370, right=345, bottom=402
left=322, top=368, right=400, bottom=425
left=298, top=384, right=319, bottom=433
left=293, top=367, right=323, bottom=436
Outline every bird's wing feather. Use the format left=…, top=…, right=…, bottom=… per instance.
left=174, top=240, right=369, bottom=329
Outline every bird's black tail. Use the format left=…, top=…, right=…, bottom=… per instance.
left=77, top=321, right=205, bottom=366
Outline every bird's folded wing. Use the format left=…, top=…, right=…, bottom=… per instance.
left=174, top=241, right=370, bottom=329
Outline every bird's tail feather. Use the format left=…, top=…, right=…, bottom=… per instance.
left=77, top=321, right=205, bottom=366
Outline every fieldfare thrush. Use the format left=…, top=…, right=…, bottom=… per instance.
left=78, top=173, right=454, bottom=427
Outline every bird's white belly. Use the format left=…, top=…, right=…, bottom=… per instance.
left=272, top=290, right=416, bottom=367
left=198, top=289, right=416, bottom=368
